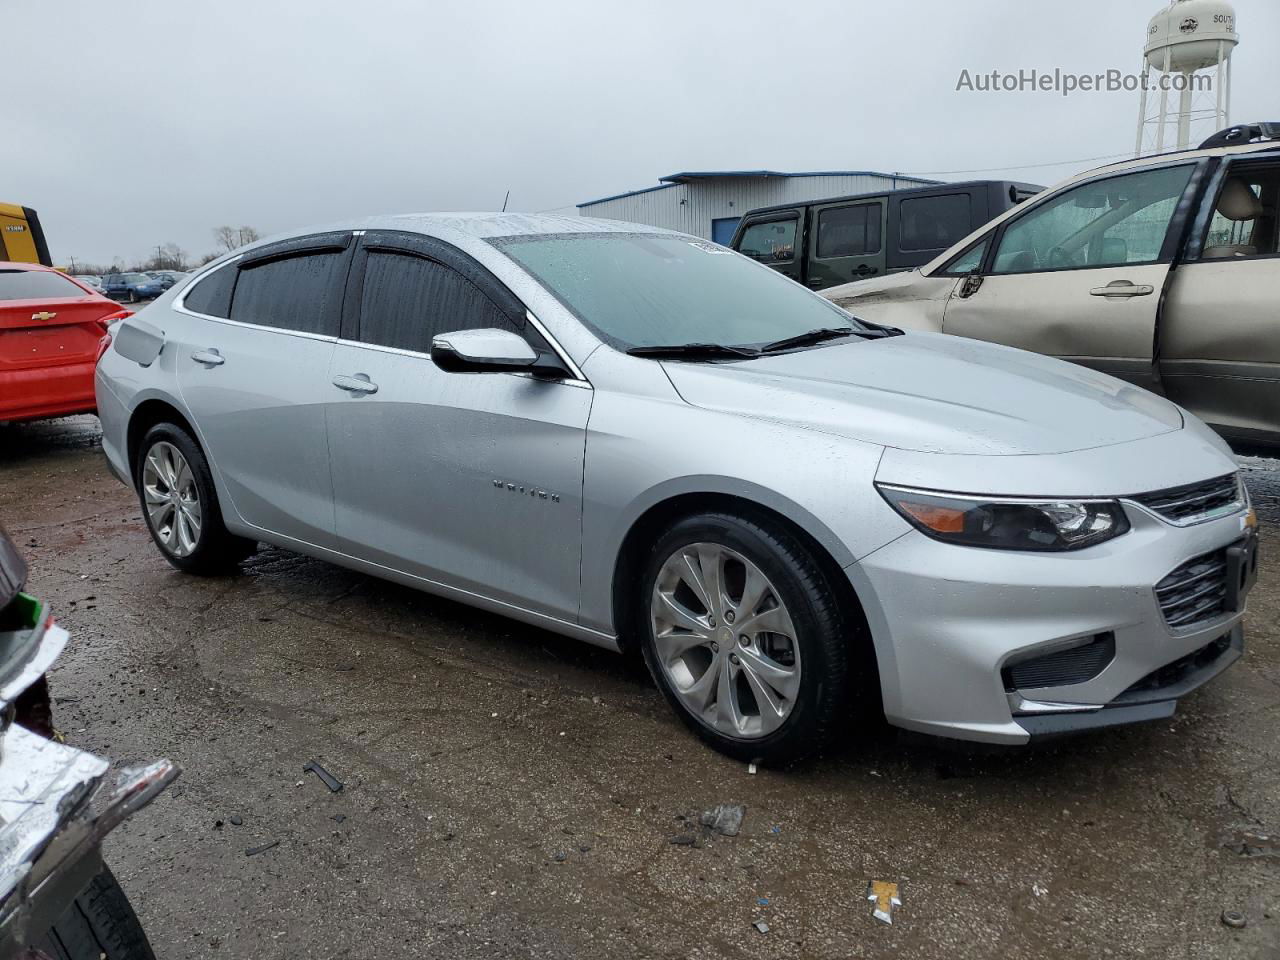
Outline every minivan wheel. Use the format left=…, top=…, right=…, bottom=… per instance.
left=135, top=423, right=254, bottom=574
left=639, top=512, right=851, bottom=765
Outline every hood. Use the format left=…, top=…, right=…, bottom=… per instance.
left=662, top=332, right=1183, bottom=456
left=822, top=269, right=929, bottom=307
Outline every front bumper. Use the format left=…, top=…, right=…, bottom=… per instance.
left=850, top=503, right=1254, bottom=744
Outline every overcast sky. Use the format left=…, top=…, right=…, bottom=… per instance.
left=8, top=0, right=1277, bottom=266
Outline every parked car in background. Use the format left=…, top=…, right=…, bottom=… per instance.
left=73, top=274, right=105, bottom=293
left=97, top=214, right=1254, bottom=763
left=1, top=264, right=127, bottom=423
left=148, top=270, right=188, bottom=290
left=103, top=272, right=165, bottom=302
left=825, top=122, right=1280, bottom=448
left=729, top=179, right=1042, bottom=291
left=0, top=524, right=176, bottom=959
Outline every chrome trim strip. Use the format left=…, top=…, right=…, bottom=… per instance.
left=525, top=309, right=587, bottom=382
left=876, top=483, right=1120, bottom=505
left=1006, top=692, right=1102, bottom=716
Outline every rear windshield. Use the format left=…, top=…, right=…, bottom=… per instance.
left=0, top=269, right=91, bottom=301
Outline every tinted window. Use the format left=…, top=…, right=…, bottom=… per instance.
left=358, top=252, right=517, bottom=353
left=496, top=233, right=862, bottom=351
left=182, top=265, right=235, bottom=318
left=899, top=194, right=971, bottom=252
left=0, top=269, right=92, bottom=300
left=229, top=252, right=344, bottom=336
left=817, top=204, right=881, bottom=258
left=736, top=219, right=797, bottom=263
left=993, top=165, right=1193, bottom=274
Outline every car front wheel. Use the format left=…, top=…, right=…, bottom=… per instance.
left=640, top=511, right=853, bottom=765
left=135, top=423, right=254, bottom=574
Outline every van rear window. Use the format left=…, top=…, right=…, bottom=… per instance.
left=0, top=269, right=90, bottom=301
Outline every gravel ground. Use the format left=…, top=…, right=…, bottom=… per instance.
left=1, top=415, right=1277, bottom=960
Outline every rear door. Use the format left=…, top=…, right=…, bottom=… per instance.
left=942, top=162, right=1202, bottom=391
left=805, top=198, right=886, bottom=289
left=325, top=231, right=591, bottom=620
left=732, top=211, right=803, bottom=283
left=174, top=234, right=352, bottom=548
left=0, top=269, right=114, bottom=421
left=1161, top=155, right=1280, bottom=442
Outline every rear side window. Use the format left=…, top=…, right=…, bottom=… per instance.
left=358, top=252, right=518, bottom=354
left=229, top=252, right=345, bottom=336
left=737, top=219, right=797, bottom=263
left=899, top=194, right=971, bottom=252
left=0, top=270, right=91, bottom=300
left=182, top=265, right=235, bottom=318
left=816, top=204, right=881, bottom=258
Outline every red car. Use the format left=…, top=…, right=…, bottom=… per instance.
left=0, top=263, right=130, bottom=423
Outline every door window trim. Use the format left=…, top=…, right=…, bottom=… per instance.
left=733, top=213, right=801, bottom=265
left=1183, top=152, right=1280, bottom=264
left=967, top=160, right=1206, bottom=278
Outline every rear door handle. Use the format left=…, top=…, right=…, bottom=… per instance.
left=191, top=349, right=225, bottom=366
left=1089, top=281, right=1154, bottom=298
left=332, top=373, right=379, bottom=395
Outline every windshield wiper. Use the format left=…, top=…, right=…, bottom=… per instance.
left=758, top=327, right=862, bottom=354
left=627, top=343, right=761, bottom=361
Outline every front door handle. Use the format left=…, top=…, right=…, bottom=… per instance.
left=805, top=277, right=824, bottom=288
left=332, top=373, right=379, bottom=395
left=1090, top=280, right=1155, bottom=298
left=191, top=349, right=225, bottom=367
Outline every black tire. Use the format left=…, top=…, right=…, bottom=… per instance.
left=128, top=291, right=139, bottom=303
left=34, top=865, right=156, bottom=960
left=639, top=511, right=853, bottom=766
left=135, top=422, right=254, bottom=575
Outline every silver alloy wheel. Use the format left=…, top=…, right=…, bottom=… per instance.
left=141, top=441, right=202, bottom=558
left=651, top=542, right=802, bottom=739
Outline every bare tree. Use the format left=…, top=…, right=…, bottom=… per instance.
left=213, top=225, right=261, bottom=253
left=144, top=242, right=188, bottom=271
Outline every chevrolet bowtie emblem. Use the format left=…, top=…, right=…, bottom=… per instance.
left=867, top=880, right=901, bottom=924
left=31, top=311, right=57, bottom=321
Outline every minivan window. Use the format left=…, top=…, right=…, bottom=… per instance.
left=816, top=204, right=881, bottom=258
left=229, top=251, right=344, bottom=336
left=737, top=219, right=797, bottom=263
left=899, top=194, right=971, bottom=252
left=182, top=265, right=235, bottom=318
left=992, top=164, right=1194, bottom=274
left=358, top=252, right=517, bottom=354
left=495, top=233, right=861, bottom=351
left=0, top=269, right=91, bottom=300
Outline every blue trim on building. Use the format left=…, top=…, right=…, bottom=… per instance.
left=578, top=170, right=939, bottom=208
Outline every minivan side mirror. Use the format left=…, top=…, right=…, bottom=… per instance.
left=431, top=328, right=571, bottom=378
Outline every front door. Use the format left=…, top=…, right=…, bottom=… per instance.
left=1161, top=157, right=1280, bottom=442
left=733, top=212, right=802, bottom=283
left=324, top=233, right=592, bottom=621
left=943, top=162, right=1200, bottom=391
left=805, top=198, right=886, bottom=290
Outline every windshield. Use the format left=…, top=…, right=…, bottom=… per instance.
left=492, top=233, right=861, bottom=351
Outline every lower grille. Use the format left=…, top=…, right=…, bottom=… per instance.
left=1003, top=633, right=1115, bottom=690
left=1130, top=473, right=1241, bottom=524
left=1155, top=549, right=1230, bottom=628
left=1117, top=633, right=1233, bottom=699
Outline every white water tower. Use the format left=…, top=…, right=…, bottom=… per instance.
left=1135, top=0, right=1239, bottom=156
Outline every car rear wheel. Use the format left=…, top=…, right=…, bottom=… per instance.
left=639, top=511, right=852, bottom=765
left=135, top=423, right=254, bottom=575
left=127, top=291, right=138, bottom=303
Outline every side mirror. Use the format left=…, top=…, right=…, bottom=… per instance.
left=431, top=328, right=570, bottom=378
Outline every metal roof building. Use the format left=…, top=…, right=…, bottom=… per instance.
left=577, top=170, right=938, bottom=243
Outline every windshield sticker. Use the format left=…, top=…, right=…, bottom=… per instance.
left=688, top=240, right=734, bottom=255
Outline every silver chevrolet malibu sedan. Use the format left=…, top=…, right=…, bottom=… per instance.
left=95, top=214, right=1259, bottom=763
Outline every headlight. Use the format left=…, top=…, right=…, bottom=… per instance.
left=877, top=484, right=1130, bottom=552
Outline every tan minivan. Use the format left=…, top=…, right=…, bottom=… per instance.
left=824, top=123, right=1280, bottom=448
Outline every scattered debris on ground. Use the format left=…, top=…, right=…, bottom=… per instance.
left=867, top=881, right=901, bottom=924
left=304, top=760, right=344, bottom=792
left=245, top=841, right=280, bottom=857
left=699, top=803, right=746, bottom=837
left=752, top=920, right=769, bottom=934
left=1221, top=910, right=1247, bottom=930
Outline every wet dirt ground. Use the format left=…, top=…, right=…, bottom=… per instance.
left=2, top=416, right=1278, bottom=959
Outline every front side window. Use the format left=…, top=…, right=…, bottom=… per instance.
left=816, top=203, right=881, bottom=258
left=229, top=252, right=344, bottom=336
left=992, top=164, right=1194, bottom=274
left=0, top=269, right=93, bottom=300
left=736, top=218, right=797, bottom=263
left=899, top=194, right=971, bottom=252
left=1200, top=164, right=1279, bottom=259
left=495, top=233, right=862, bottom=351
left=358, top=252, right=518, bottom=354
left=941, top=238, right=989, bottom=275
